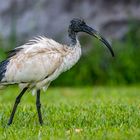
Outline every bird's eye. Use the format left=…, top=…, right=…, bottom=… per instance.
left=83, top=22, right=86, bottom=25
left=81, top=21, right=86, bottom=26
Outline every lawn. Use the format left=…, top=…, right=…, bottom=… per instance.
left=0, top=86, right=140, bottom=140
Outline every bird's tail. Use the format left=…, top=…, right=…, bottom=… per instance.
left=0, top=59, right=9, bottom=82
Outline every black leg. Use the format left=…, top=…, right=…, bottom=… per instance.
left=8, top=87, right=28, bottom=125
left=36, top=90, right=43, bottom=125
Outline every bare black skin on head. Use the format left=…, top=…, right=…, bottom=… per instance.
left=68, top=18, right=114, bottom=57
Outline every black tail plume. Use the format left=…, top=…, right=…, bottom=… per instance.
left=0, top=60, right=9, bottom=81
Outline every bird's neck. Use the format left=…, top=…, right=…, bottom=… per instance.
left=68, top=29, right=78, bottom=46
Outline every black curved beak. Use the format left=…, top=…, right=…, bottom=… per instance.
left=82, top=25, right=114, bottom=57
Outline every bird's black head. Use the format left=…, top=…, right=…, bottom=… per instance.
left=69, top=18, right=86, bottom=33
left=68, top=18, right=114, bottom=57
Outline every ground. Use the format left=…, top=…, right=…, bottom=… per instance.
left=0, top=86, right=140, bottom=140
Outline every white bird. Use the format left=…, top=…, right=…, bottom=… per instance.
left=0, top=18, right=114, bottom=125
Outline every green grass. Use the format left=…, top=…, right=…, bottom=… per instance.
left=0, top=86, right=140, bottom=140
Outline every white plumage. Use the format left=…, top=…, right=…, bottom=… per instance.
left=1, top=36, right=81, bottom=93
left=0, top=18, right=114, bottom=125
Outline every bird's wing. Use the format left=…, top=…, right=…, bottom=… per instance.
left=7, top=36, right=63, bottom=57
left=1, top=36, right=67, bottom=84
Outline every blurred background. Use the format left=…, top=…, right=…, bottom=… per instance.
left=0, top=0, right=140, bottom=86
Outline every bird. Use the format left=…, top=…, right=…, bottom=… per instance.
left=0, top=18, right=114, bottom=125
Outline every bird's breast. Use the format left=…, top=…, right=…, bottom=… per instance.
left=61, top=46, right=82, bottom=72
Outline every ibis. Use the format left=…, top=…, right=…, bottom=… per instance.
left=0, top=18, right=114, bottom=125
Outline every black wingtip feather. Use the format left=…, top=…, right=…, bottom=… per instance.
left=0, top=47, right=22, bottom=82
left=0, top=60, right=9, bottom=81
left=7, top=48, right=23, bottom=58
